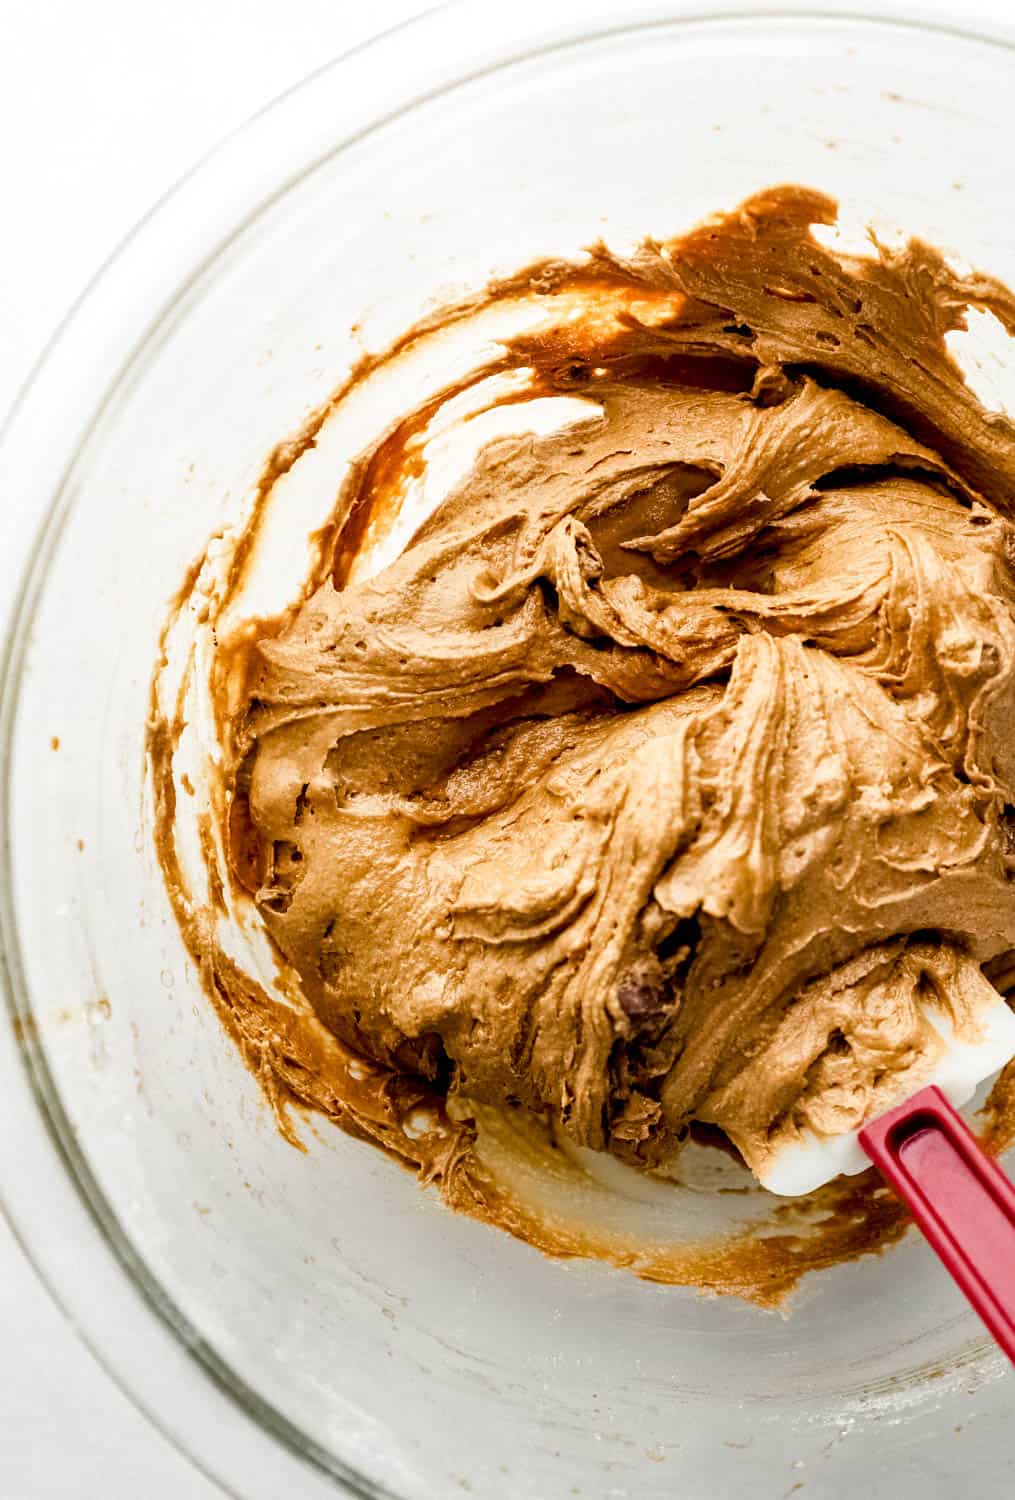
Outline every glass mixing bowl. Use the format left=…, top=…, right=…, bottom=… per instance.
left=2, top=3, right=1014, bottom=1495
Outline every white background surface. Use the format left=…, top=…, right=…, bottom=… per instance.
left=0, top=6, right=424, bottom=1495
left=2, top=1, right=1015, bottom=1496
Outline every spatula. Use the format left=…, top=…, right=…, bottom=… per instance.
left=758, top=994, right=1015, bottom=1363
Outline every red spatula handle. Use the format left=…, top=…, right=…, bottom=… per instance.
left=859, top=1085, right=1015, bottom=1364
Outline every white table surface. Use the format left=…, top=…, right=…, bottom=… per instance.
left=3, top=2, right=1015, bottom=1496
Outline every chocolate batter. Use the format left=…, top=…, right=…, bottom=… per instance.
left=151, top=186, right=1015, bottom=1298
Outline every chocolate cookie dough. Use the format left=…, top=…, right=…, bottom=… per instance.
left=221, top=186, right=1015, bottom=1185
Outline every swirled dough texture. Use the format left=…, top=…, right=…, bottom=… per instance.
left=232, top=188, right=1015, bottom=1182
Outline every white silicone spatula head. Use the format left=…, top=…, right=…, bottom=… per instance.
left=758, top=995, right=1015, bottom=1197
